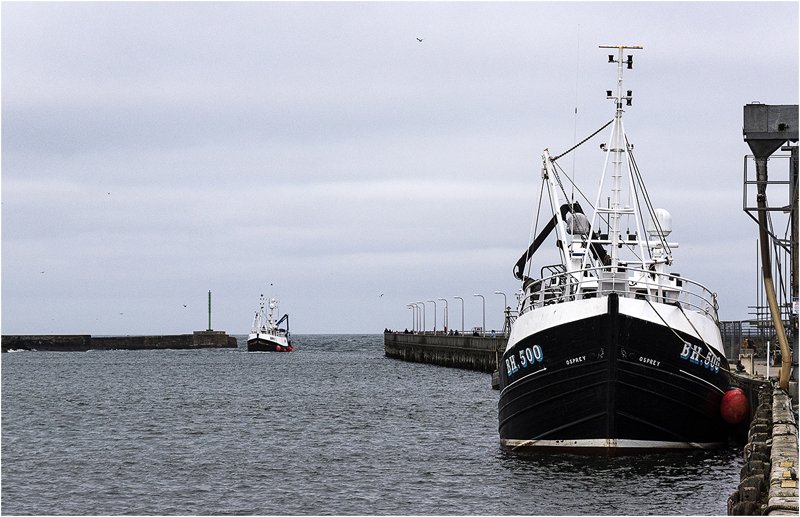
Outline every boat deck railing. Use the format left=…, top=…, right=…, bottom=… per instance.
left=520, top=265, right=719, bottom=322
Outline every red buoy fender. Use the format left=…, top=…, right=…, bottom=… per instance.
left=720, top=387, right=749, bottom=425
left=275, top=345, right=282, bottom=351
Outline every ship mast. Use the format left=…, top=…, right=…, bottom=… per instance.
left=599, top=44, right=642, bottom=269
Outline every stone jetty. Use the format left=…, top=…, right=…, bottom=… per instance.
left=728, top=382, right=798, bottom=515
left=383, top=330, right=506, bottom=373
left=1, top=331, right=237, bottom=352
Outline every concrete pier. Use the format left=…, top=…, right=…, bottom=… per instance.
left=767, top=389, right=798, bottom=515
left=727, top=355, right=799, bottom=516
left=728, top=383, right=798, bottom=515
left=383, top=331, right=506, bottom=373
left=1, top=331, right=237, bottom=352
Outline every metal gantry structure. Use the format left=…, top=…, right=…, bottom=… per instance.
left=742, top=103, right=798, bottom=390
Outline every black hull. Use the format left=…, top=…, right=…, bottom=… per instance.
left=247, top=337, right=292, bottom=352
left=498, top=294, right=730, bottom=452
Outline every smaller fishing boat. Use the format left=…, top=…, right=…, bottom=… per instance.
left=247, top=294, right=292, bottom=352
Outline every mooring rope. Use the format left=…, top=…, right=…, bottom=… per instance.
left=677, top=304, right=707, bottom=346
left=643, top=296, right=730, bottom=373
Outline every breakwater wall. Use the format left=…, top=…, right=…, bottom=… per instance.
left=1, top=331, right=237, bottom=352
left=728, top=383, right=799, bottom=516
left=383, top=331, right=506, bottom=373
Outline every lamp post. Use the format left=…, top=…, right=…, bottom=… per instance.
left=473, top=293, right=485, bottom=336
left=493, top=291, right=507, bottom=310
left=416, top=301, right=426, bottom=333
left=494, top=291, right=508, bottom=335
left=406, top=304, right=415, bottom=332
left=454, top=296, right=464, bottom=334
left=427, top=300, right=437, bottom=333
left=437, top=298, right=449, bottom=333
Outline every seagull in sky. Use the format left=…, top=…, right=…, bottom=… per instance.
left=416, top=37, right=423, bottom=42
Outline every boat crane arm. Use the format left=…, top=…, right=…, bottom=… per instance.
left=276, top=313, right=290, bottom=333
left=513, top=213, right=557, bottom=280
left=513, top=201, right=610, bottom=280
left=542, top=150, right=572, bottom=269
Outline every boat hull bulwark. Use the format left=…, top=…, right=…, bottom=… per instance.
left=247, top=335, right=291, bottom=352
left=498, top=294, right=730, bottom=452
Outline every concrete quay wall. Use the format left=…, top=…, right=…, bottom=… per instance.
left=383, top=331, right=507, bottom=373
left=728, top=384, right=799, bottom=515
left=2, top=331, right=237, bottom=352
left=765, top=389, right=798, bottom=515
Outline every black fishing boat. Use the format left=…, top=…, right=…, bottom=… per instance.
left=499, top=45, right=733, bottom=453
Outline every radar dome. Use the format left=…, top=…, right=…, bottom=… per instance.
left=647, top=208, right=672, bottom=238
left=565, top=212, right=591, bottom=236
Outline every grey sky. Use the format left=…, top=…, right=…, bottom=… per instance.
left=2, top=1, right=798, bottom=335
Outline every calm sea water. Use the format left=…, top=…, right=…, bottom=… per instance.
left=2, top=334, right=741, bottom=515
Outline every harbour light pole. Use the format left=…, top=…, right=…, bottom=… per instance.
left=454, top=296, right=464, bottom=334
left=473, top=293, right=485, bottom=336
left=207, top=290, right=212, bottom=331
left=427, top=299, right=437, bottom=333
left=494, top=291, right=508, bottom=334
left=493, top=291, right=507, bottom=310
left=407, top=304, right=415, bottom=332
left=437, top=298, right=449, bottom=333
left=416, top=301, right=426, bottom=333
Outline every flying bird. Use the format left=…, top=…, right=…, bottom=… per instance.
left=416, top=37, right=423, bottom=42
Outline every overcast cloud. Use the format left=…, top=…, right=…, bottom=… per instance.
left=2, top=1, right=798, bottom=335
